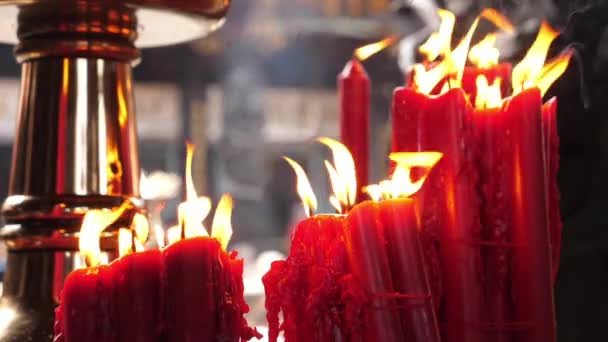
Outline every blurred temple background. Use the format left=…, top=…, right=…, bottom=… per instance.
left=0, top=0, right=606, bottom=340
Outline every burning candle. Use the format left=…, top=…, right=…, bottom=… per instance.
left=56, top=143, right=260, bottom=342
left=339, top=37, right=395, bottom=203
left=264, top=156, right=349, bottom=342
left=392, top=86, right=484, bottom=342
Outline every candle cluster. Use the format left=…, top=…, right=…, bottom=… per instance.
left=265, top=7, right=570, bottom=342
left=263, top=139, right=443, bottom=341
left=54, top=144, right=261, bottom=342
left=394, top=9, right=569, bottom=342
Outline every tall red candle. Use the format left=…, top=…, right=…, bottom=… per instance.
left=379, top=198, right=441, bottom=342
left=507, top=88, right=556, bottom=342
left=473, top=105, right=515, bottom=341
left=114, top=249, right=162, bottom=342
left=542, top=97, right=562, bottom=281
left=344, top=200, right=404, bottom=341
left=339, top=59, right=369, bottom=203
left=392, top=87, right=484, bottom=342
left=263, top=215, right=349, bottom=342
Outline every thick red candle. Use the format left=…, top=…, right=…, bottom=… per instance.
left=339, top=58, right=369, bottom=203
left=392, top=87, right=484, bottom=342
left=378, top=198, right=441, bottom=342
left=462, top=64, right=512, bottom=102
left=542, top=97, right=562, bottom=281
left=344, top=200, right=403, bottom=341
left=263, top=215, right=349, bottom=342
left=163, top=237, right=220, bottom=341
left=507, top=88, right=556, bottom=342
left=114, top=249, right=162, bottom=342
left=60, top=266, right=116, bottom=342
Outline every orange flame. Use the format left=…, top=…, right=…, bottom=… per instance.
left=79, top=202, right=130, bottom=267
left=512, top=21, right=559, bottom=94
left=319, top=137, right=357, bottom=214
left=419, top=9, right=455, bottom=62
left=211, top=193, right=233, bottom=250
left=177, top=142, right=211, bottom=239
left=364, top=152, right=442, bottom=201
left=413, top=8, right=513, bottom=94
left=284, top=156, right=318, bottom=217
left=475, top=75, right=503, bottom=109
left=469, top=33, right=499, bottom=69
left=355, top=36, right=398, bottom=61
left=536, top=49, right=573, bottom=96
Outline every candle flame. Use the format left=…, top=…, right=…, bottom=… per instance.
left=318, top=137, right=357, bottom=214
left=536, top=49, right=573, bottom=96
left=79, top=202, right=130, bottom=267
left=475, top=75, right=503, bottom=109
left=354, top=36, right=398, bottom=61
left=284, top=156, right=318, bottom=217
left=364, top=152, right=442, bottom=201
left=469, top=33, right=499, bottom=69
left=211, top=193, right=233, bottom=250
left=413, top=8, right=513, bottom=94
left=419, top=9, right=455, bottom=62
left=176, top=142, right=211, bottom=240
left=512, top=21, right=559, bottom=94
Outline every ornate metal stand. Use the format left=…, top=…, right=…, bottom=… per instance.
left=0, top=1, right=229, bottom=340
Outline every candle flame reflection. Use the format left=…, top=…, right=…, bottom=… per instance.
left=364, top=152, right=442, bottom=201
left=284, top=156, right=318, bottom=217
left=319, top=137, right=357, bottom=214
left=354, top=36, right=397, bottom=61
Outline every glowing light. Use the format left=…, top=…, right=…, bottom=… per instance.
left=284, top=156, right=318, bottom=217
left=469, top=34, right=499, bottom=69
left=211, top=193, right=233, bottom=250
left=118, top=228, right=133, bottom=257
left=475, top=75, right=503, bottom=109
left=318, top=137, right=357, bottom=213
left=354, top=36, right=398, bottom=61
left=512, top=21, right=559, bottom=93
left=79, top=202, right=130, bottom=267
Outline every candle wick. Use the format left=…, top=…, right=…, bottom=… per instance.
left=180, top=220, right=185, bottom=240
left=131, top=228, right=136, bottom=253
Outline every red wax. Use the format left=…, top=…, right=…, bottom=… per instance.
left=462, top=64, right=512, bottom=103
left=339, top=58, right=369, bottom=203
left=163, top=237, right=220, bottom=341
left=60, top=266, right=116, bottom=342
left=473, top=105, right=516, bottom=341
left=542, top=97, right=562, bottom=282
left=507, top=88, right=556, bottom=342
left=392, top=87, right=484, bottom=342
left=379, top=198, right=441, bottom=342
left=344, top=200, right=404, bottom=341
left=263, top=215, right=349, bottom=342
left=114, top=250, right=162, bottom=342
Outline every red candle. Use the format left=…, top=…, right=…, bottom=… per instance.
left=263, top=215, right=349, bottom=342
left=60, top=266, right=116, bottom=342
left=542, top=97, right=562, bottom=281
left=339, top=58, right=369, bottom=203
left=473, top=105, right=515, bottom=341
left=113, top=249, right=162, bottom=342
left=507, top=88, right=556, bottom=342
left=162, top=237, right=220, bottom=341
left=462, top=64, right=512, bottom=103
left=344, top=200, right=404, bottom=341
left=378, top=197, right=441, bottom=342
left=392, top=87, right=484, bottom=342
